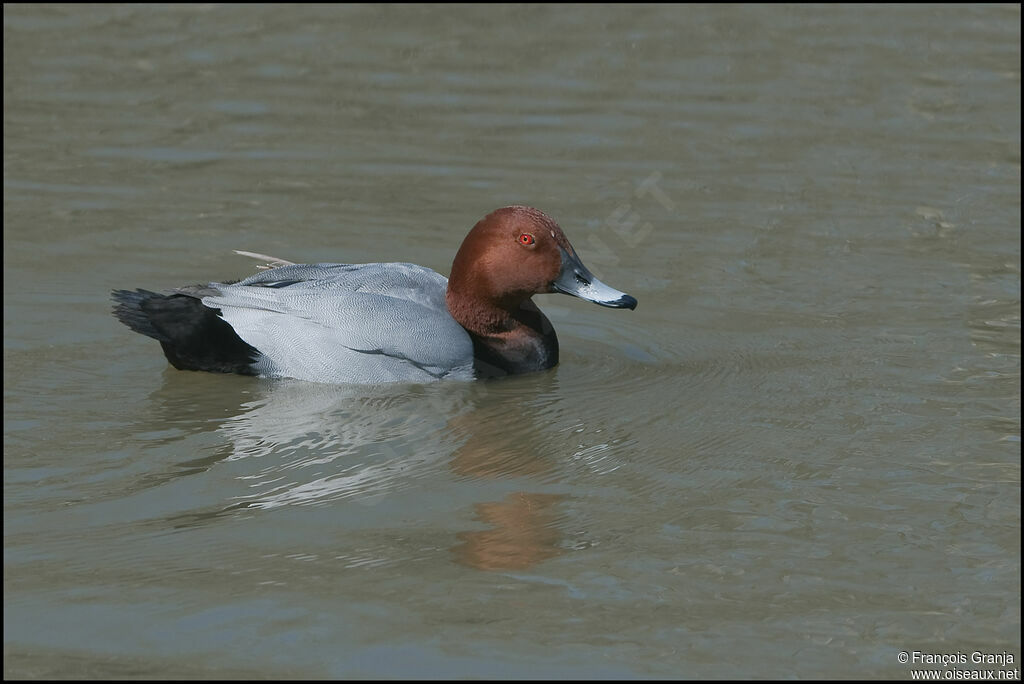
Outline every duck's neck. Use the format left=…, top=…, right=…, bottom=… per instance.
left=446, top=292, right=559, bottom=378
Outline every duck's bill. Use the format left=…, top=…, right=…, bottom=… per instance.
left=551, top=246, right=637, bottom=310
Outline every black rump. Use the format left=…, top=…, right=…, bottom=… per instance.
left=111, top=289, right=259, bottom=374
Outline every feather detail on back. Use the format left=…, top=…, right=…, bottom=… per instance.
left=200, top=263, right=474, bottom=383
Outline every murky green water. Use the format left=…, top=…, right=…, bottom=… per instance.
left=4, top=4, right=1019, bottom=679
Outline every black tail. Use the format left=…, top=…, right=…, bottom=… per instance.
left=111, top=289, right=260, bottom=375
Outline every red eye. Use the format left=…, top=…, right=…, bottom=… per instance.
left=519, top=234, right=535, bottom=246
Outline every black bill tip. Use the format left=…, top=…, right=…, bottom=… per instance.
left=598, top=293, right=637, bottom=310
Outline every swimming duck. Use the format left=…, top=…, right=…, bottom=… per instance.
left=111, top=206, right=636, bottom=383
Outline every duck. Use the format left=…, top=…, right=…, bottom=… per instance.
left=111, top=205, right=637, bottom=384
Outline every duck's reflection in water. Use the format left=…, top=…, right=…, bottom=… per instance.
left=452, top=492, right=565, bottom=571
left=443, top=390, right=568, bottom=570
left=216, top=380, right=463, bottom=508
left=146, top=373, right=570, bottom=571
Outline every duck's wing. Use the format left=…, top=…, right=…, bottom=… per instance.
left=198, top=263, right=474, bottom=383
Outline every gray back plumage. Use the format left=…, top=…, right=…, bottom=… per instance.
left=200, top=263, right=474, bottom=383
